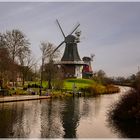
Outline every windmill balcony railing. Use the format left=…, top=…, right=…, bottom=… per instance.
left=55, top=61, right=85, bottom=65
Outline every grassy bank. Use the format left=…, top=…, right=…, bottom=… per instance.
left=64, top=78, right=119, bottom=94
left=64, top=78, right=95, bottom=90
left=0, top=78, right=120, bottom=98
left=47, top=79, right=119, bottom=97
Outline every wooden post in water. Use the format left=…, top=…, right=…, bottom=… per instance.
left=72, top=82, right=76, bottom=97
left=80, top=92, right=81, bottom=97
left=77, top=92, right=79, bottom=97
left=83, top=89, right=85, bottom=97
left=72, top=91, right=74, bottom=97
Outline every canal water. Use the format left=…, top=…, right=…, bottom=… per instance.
left=0, top=87, right=131, bottom=138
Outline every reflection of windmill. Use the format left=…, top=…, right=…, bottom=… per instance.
left=53, top=19, right=84, bottom=78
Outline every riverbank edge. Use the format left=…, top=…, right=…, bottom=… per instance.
left=0, top=95, right=51, bottom=103
left=0, top=85, right=121, bottom=103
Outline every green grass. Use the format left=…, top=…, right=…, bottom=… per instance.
left=64, top=78, right=95, bottom=91
left=24, top=81, right=48, bottom=88
left=24, top=79, right=95, bottom=91
left=65, top=78, right=95, bottom=84
left=14, top=78, right=119, bottom=97
left=9, top=88, right=29, bottom=95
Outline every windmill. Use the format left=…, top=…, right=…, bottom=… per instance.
left=52, top=19, right=84, bottom=78
left=82, top=54, right=94, bottom=78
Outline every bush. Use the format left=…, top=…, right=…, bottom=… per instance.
left=105, top=85, right=120, bottom=94
left=0, top=89, right=9, bottom=96
left=131, top=71, right=140, bottom=90
left=79, top=84, right=105, bottom=96
left=79, top=84, right=119, bottom=96
left=52, top=79, right=64, bottom=90
left=110, top=89, right=140, bottom=122
left=23, top=86, right=28, bottom=90
left=28, top=84, right=41, bottom=88
left=109, top=72, right=140, bottom=123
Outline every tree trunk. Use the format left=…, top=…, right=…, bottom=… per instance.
left=48, top=67, right=52, bottom=89
left=48, top=78, right=52, bottom=89
left=22, top=74, right=25, bottom=86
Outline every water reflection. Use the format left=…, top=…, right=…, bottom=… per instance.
left=0, top=97, right=116, bottom=138
left=0, top=88, right=131, bottom=138
left=0, top=102, right=25, bottom=137
left=80, top=97, right=92, bottom=118
left=40, top=99, right=63, bottom=138
left=60, top=98, right=80, bottom=138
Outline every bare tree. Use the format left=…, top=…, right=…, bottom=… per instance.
left=40, top=42, right=59, bottom=95
left=0, top=34, right=13, bottom=87
left=4, top=29, right=30, bottom=62
left=3, top=29, right=30, bottom=86
left=51, top=65, right=64, bottom=90
left=93, top=70, right=106, bottom=84
left=0, top=47, right=11, bottom=87
left=18, top=53, right=37, bottom=86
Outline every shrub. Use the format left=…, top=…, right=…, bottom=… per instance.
left=28, top=84, right=41, bottom=88
left=131, top=71, right=140, bottom=90
left=52, top=79, right=64, bottom=90
left=110, top=89, right=140, bottom=122
left=79, top=84, right=119, bottom=96
left=0, top=89, right=9, bottom=96
left=105, top=85, right=120, bottom=94
left=109, top=71, right=140, bottom=123
left=23, top=86, right=27, bottom=90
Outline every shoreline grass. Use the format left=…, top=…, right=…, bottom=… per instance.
left=0, top=78, right=120, bottom=98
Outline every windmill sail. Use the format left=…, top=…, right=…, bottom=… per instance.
left=56, top=19, right=65, bottom=38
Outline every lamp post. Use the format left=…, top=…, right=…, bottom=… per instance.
left=40, top=56, right=44, bottom=96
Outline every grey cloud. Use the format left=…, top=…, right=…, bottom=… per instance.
left=0, top=2, right=140, bottom=77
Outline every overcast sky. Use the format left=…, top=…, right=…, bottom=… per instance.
left=0, top=2, right=140, bottom=77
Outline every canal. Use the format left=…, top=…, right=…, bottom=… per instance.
left=0, top=86, right=131, bottom=138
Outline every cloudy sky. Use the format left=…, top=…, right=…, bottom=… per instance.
left=0, top=2, right=140, bottom=77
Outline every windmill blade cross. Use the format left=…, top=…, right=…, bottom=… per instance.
left=70, top=23, right=80, bottom=35
left=52, top=41, right=65, bottom=55
left=56, top=19, right=65, bottom=38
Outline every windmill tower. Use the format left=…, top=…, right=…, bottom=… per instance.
left=82, top=54, right=94, bottom=78
left=52, top=20, right=84, bottom=78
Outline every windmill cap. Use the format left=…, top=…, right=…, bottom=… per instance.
left=65, top=35, right=76, bottom=43
left=83, top=57, right=91, bottom=61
